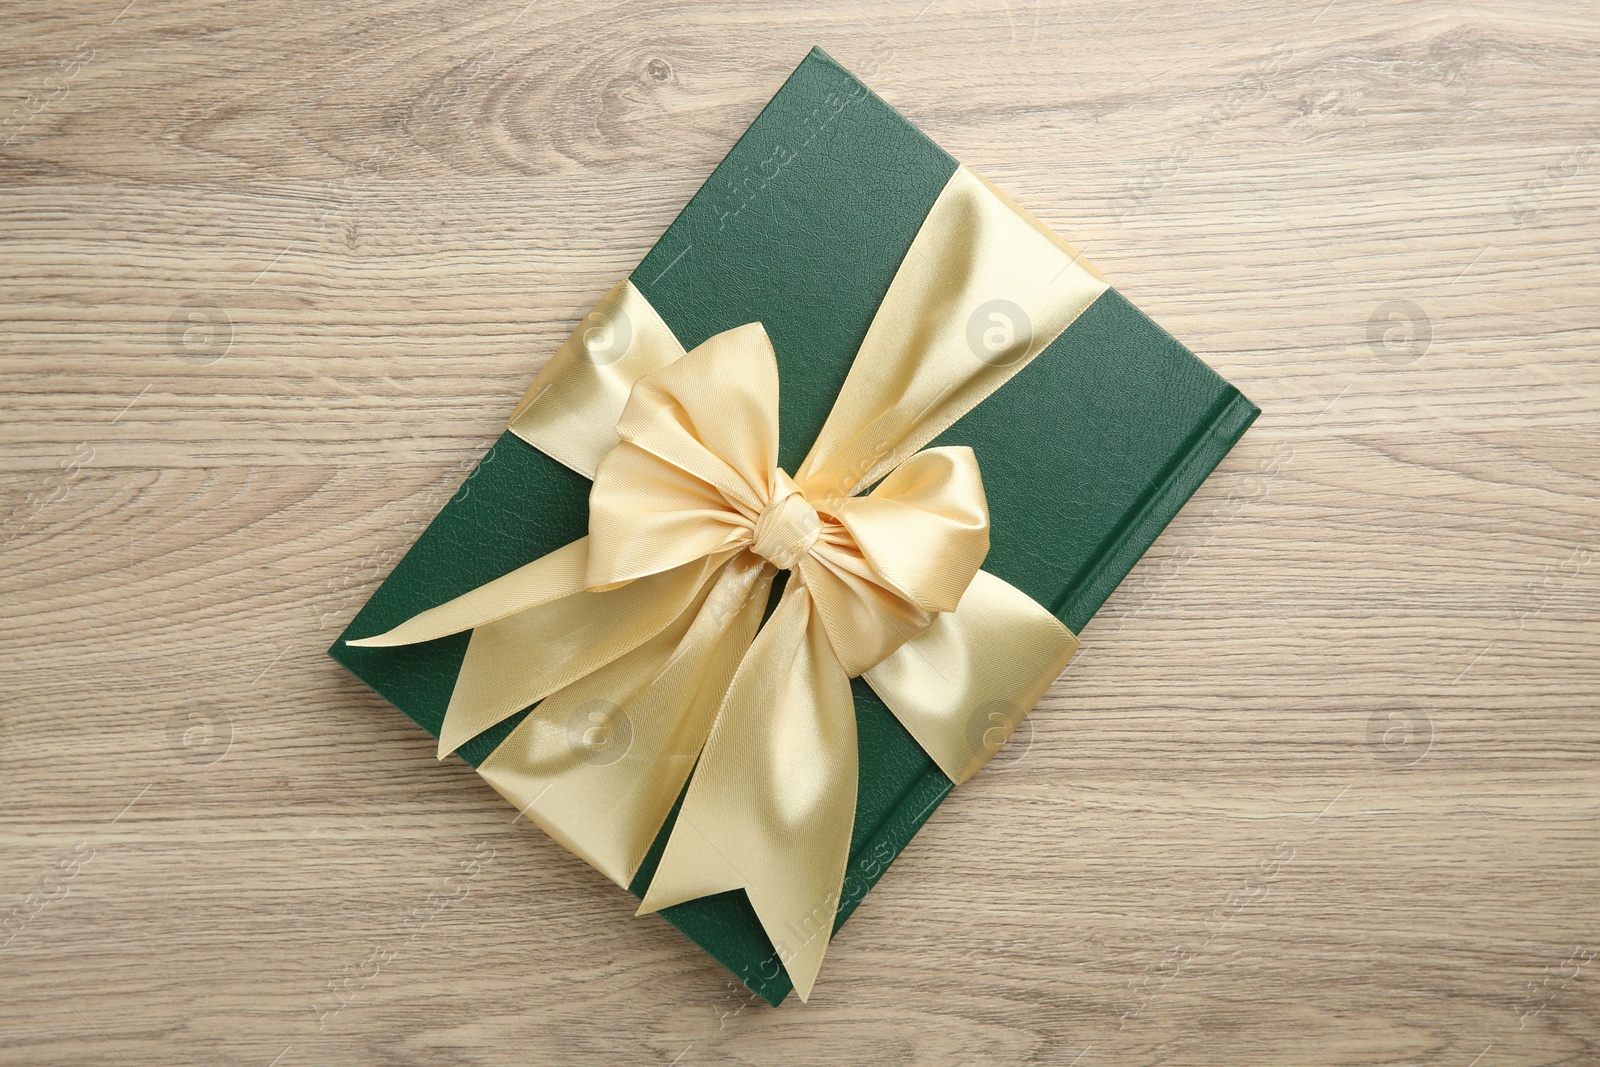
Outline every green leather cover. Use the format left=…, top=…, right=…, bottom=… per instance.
left=330, top=47, right=1259, bottom=1006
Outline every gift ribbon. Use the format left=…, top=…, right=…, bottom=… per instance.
left=349, top=166, right=1108, bottom=999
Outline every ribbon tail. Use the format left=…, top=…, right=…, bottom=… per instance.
left=637, top=583, right=857, bottom=1002
left=345, top=538, right=591, bottom=648
left=476, top=552, right=775, bottom=887
left=863, top=569, right=1079, bottom=785
left=435, top=550, right=738, bottom=757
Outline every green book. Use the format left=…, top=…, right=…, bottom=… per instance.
left=330, top=46, right=1258, bottom=1005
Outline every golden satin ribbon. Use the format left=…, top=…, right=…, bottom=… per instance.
left=349, top=166, right=1108, bottom=1000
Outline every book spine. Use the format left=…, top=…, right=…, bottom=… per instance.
left=1053, top=387, right=1261, bottom=633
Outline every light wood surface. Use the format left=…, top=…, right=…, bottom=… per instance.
left=3, top=1, right=1596, bottom=1064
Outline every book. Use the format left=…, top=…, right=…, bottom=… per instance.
left=330, top=46, right=1259, bottom=1005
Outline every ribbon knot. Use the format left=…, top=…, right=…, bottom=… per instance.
left=751, top=474, right=820, bottom=570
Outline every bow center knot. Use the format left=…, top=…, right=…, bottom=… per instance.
left=751, top=475, right=821, bottom=571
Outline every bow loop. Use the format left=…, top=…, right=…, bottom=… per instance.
left=829, top=445, right=989, bottom=615
left=782, top=446, right=986, bottom=677
left=585, top=323, right=781, bottom=590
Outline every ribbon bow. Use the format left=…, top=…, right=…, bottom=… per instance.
left=349, top=166, right=1108, bottom=998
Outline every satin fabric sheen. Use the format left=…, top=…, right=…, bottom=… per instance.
left=348, top=166, right=1107, bottom=999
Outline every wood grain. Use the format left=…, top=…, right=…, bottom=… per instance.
left=2, top=1, right=1596, bottom=1064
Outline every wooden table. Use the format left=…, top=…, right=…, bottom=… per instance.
left=3, top=2, right=1595, bottom=1064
